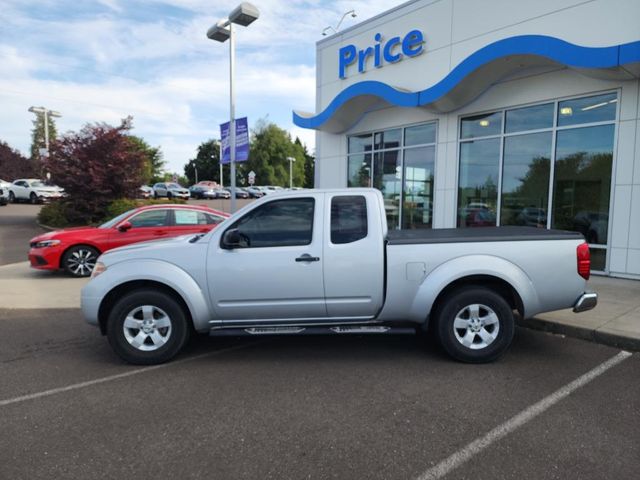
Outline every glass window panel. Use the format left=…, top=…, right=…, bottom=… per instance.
left=374, top=128, right=401, bottom=150
left=457, top=139, right=500, bottom=227
left=552, top=124, right=614, bottom=245
left=557, top=93, right=617, bottom=127
left=505, top=103, right=553, bottom=133
left=348, top=134, right=372, bottom=154
left=231, top=198, right=314, bottom=248
left=405, top=123, right=436, bottom=146
left=331, top=195, right=368, bottom=244
left=460, top=111, right=502, bottom=139
left=347, top=154, right=372, bottom=187
left=373, top=150, right=402, bottom=229
left=402, top=146, right=435, bottom=229
left=590, top=248, right=607, bottom=271
left=500, top=132, right=552, bottom=227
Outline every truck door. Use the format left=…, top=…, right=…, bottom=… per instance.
left=323, top=193, right=385, bottom=318
left=209, top=194, right=327, bottom=321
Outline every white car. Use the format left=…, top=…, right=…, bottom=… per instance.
left=9, top=179, right=64, bottom=204
left=153, top=182, right=190, bottom=200
left=0, top=185, right=8, bottom=206
left=0, top=178, right=12, bottom=189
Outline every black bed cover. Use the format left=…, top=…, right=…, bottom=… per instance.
left=387, top=226, right=584, bottom=245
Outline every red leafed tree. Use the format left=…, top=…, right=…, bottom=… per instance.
left=44, top=117, right=145, bottom=224
left=0, top=140, right=35, bottom=180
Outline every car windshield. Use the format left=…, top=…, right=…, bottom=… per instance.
left=30, top=181, right=46, bottom=187
left=168, top=183, right=181, bottom=189
left=99, top=209, right=136, bottom=228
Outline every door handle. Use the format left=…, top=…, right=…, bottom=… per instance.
left=295, top=254, right=320, bottom=263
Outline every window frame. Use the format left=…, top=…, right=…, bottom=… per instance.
left=456, top=90, right=620, bottom=274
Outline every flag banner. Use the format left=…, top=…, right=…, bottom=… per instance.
left=220, top=117, right=249, bottom=164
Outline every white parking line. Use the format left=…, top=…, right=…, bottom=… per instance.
left=0, top=342, right=262, bottom=408
left=417, top=350, right=633, bottom=480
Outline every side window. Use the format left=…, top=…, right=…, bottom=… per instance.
left=205, top=213, right=225, bottom=225
left=129, top=210, right=169, bottom=228
left=174, top=209, right=202, bottom=225
left=331, top=195, right=368, bottom=244
left=227, top=198, right=314, bottom=248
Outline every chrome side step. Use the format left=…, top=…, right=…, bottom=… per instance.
left=209, top=325, right=416, bottom=337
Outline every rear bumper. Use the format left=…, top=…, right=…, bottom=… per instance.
left=573, top=292, right=598, bottom=313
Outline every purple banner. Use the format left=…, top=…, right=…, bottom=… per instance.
left=220, top=117, right=249, bottom=164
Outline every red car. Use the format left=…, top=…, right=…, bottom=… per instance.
left=29, top=204, right=229, bottom=277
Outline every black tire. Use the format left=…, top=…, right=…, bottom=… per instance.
left=107, top=289, right=191, bottom=365
left=30, top=192, right=38, bottom=204
left=167, top=191, right=173, bottom=199
left=9, top=191, right=15, bottom=203
left=434, top=286, right=514, bottom=363
left=61, top=245, right=100, bottom=277
left=153, top=191, right=158, bottom=199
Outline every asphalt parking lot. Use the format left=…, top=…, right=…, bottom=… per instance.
left=1, top=201, right=638, bottom=479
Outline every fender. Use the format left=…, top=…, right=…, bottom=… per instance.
left=408, top=254, right=541, bottom=324
left=84, top=259, right=211, bottom=332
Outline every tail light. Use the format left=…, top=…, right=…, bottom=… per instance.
left=577, top=243, right=590, bottom=280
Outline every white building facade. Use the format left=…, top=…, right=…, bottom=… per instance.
left=294, top=0, right=640, bottom=278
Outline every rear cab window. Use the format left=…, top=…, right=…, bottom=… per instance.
left=331, top=195, right=368, bottom=244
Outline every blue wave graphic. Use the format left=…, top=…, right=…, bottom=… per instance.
left=293, top=35, right=640, bottom=130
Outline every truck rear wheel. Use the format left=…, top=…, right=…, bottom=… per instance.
left=434, top=286, right=514, bottom=363
left=106, top=289, right=190, bottom=365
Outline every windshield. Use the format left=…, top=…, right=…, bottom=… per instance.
left=99, top=209, right=136, bottom=228
left=30, top=181, right=46, bottom=187
left=168, top=183, right=181, bottom=189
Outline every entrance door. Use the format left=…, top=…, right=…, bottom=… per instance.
left=208, top=195, right=326, bottom=321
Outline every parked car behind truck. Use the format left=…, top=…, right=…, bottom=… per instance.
left=82, top=189, right=597, bottom=365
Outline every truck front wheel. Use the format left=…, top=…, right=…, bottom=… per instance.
left=106, top=289, right=191, bottom=365
left=434, top=286, right=514, bottom=363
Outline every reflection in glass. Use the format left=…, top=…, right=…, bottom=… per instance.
left=589, top=248, right=606, bottom=271
left=458, top=138, right=500, bottom=227
left=402, top=146, right=435, bottom=229
left=505, top=103, right=553, bottom=133
left=347, top=154, right=372, bottom=187
left=348, top=134, right=372, bottom=154
left=405, top=123, right=436, bottom=146
left=500, top=132, right=551, bottom=227
left=374, top=129, right=401, bottom=150
left=557, top=93, right=617, bottom=127
left=552, top=124, right=614, bottom=245
left=374, top=150, right=402, bottom=229
left=461, top=111, right=502, bottom=139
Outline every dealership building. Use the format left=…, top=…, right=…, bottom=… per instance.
left=293, top=0, right=640, bottom=278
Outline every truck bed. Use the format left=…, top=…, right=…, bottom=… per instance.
left=387, top=226, right=584, bottom=245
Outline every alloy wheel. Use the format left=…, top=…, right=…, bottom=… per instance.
left=122, top=305, right=172, bottom=352
left=452, top=303, right=500, bottom=350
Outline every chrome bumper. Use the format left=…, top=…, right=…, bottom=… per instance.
left=573, top=292, right=598, bottom=313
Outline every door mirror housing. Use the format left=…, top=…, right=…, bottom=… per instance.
left=117, top=221, right=133, bottom=232
left=221, top=228, right=242, bottom=249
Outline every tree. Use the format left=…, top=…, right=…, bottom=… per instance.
left=243, top=120, right=307, bottom=187
left=43, top=117, right=146, bottom=225
left=0, top=141, right=35, bottom=179
left=295, top=137, right=315, bottom=188
left=30, top=112, right=58, bottom=173
left=128, top=136, right=165, bottom=184
left=184, top=139, right=221, bottom=185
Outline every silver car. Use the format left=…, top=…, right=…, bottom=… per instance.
left=153, top=182, right=190, bottom=200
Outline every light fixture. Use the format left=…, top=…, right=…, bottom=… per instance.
left=228, top=2, right=260, bottom=26
left=479, top=119, right=490, bottom=127
left=322, top=9, right=357, bottom=36
left=560, top=106, right=573, bottom=116
left=207, top=21, right=231, bottom=42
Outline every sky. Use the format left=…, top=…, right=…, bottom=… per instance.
left=0, top=0, right=398, bottom=174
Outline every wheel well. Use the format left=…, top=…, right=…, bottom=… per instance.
left=428, top=275, right=524, bottom=328
left=97, top=280, right=194, bottom=335
left=59, top=244, right=101, bottom=269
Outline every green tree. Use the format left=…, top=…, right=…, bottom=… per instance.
left=184, top=139, right=222, bottom=185
left=30, top=112, right=58, bottom=169
left=243, top=120, right=306, bottom=187
left=128, top=136, right=165, bottom=184
left=295, top=137, right=315, bottom=188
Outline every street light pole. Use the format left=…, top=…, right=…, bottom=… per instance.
left=287, top=156, right=296, bottom=189
left=207, top=2, right=259, bottom=213
left=28, top=106, right=62, bottom=157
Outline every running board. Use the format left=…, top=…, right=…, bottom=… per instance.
left=209, top=326, right=416, bottom=336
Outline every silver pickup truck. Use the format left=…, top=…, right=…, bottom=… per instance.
left=81, top=189, right=597, bottom=365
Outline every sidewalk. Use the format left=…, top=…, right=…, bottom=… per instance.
left=0, top=261, right=638, bottom=350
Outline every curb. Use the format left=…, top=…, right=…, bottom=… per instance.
left=518, top=317, right=640, bottom=352
left=37, top=222, right=57, bottom=232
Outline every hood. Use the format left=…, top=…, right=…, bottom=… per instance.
left=34, top=186, right=63, bottom=193
left=30, top=226, right=97, bottom=243
left=100, top=234, right=199, bottom=264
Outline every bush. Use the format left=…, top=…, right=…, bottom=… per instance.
left=38, top=198, right=187, bottom=229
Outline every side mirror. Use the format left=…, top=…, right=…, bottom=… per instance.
left=117, top=221, right=132, bottom=232
left=221, top=228, right=242, bottom=249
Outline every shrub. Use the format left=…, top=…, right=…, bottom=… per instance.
left=37, top=201, right=77, bottom=228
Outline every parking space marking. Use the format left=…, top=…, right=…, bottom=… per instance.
left=0, top=341, right=263, bottom=408
left=417, top=350, right=633, bottom=480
